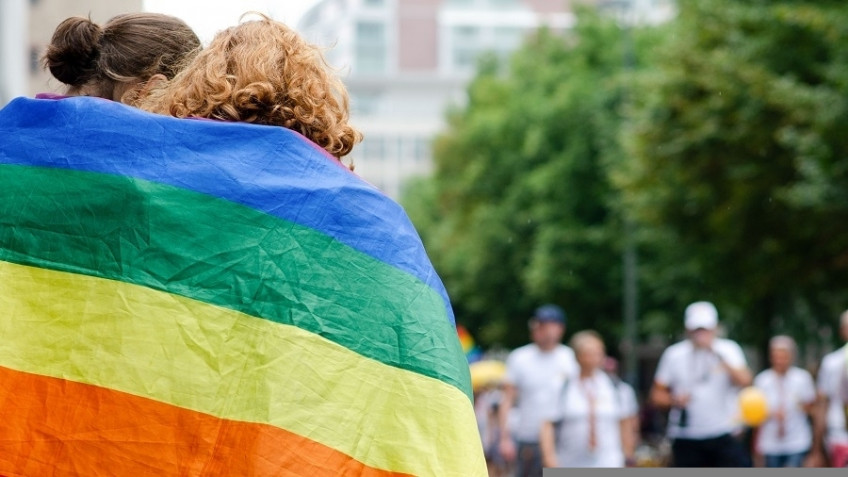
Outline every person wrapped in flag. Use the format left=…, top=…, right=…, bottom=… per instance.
left=0, top=15, right=485, bottom=476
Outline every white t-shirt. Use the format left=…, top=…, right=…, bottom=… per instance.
left=653, top=338, right=747, bottom=439
left=817, top=347, right=848, bottom=445
left=618, top=381, right=639, bottom=418
left=547, top=370, right=625, bottom=467
left=753, top=367, right=816, bottom=455
left=504, top=343, right=577, bottom=442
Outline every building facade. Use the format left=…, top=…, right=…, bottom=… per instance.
left=299, top=0, right=577, bottom=199
left=299, top=0, right=672, bottom=199
left=0, top=0, right=28, bottom=105
left=0, top=0, right=143, bottom=104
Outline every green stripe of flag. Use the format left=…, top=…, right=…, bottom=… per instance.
left=0, top=165, right=471, bottom=399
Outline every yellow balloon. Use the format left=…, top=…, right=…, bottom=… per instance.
left=738, top=386, right=769, bottom=426
left=469, top=360, right=506, bottom=392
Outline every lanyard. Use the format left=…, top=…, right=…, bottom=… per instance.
left=690, top=348, right=712, bottom=387
left=776, top=373, right=786, bottom=438
left=579, top=376, right=598, bottom=451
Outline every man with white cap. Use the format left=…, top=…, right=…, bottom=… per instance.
left=650, top=301, right=753, bottom=467
left=498, top=304, right=577, bottom=476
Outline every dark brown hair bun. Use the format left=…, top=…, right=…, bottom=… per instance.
left=43, top=17, right=103, bottom=86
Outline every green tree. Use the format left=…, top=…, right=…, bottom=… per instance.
left=619, top=0, right=848, bottom=351
left=404, top=11, right=663, bottom=349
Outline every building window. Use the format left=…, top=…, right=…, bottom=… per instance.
left=493, top=26, right=524, bottom=59
left=351, top=92, right=381, bottom=116
left=413, top=137, right=431, bottom=163
left=450, top=26, right=481, bottom=70
left=361, top=134, right=385, bottom=160
left=355, top=22, right=387, bottom=74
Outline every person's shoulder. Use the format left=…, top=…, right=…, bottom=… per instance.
left=754, top=368, right=774, bottom=379
left=555, top=344, right=576, bottom=358
left=820, top=348, right=844, bottom=369
left=714, top=336, right=740, bottom=346
left=713, top=337, right=744, bottom=352
left=598, top=369, right=626, bottom=387
left=662, top=340, right=690, bottom=357
left=595, top=370, right=618, bottom=387
left=754, top=368, right=773, bottom=381
left=507, top=343, right=537, bottom=360
left=788, top=366, right=814, bottom=382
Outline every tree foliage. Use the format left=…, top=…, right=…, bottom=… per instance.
left=405, top=0, right=848, bottom=355
left=620, top=0, right=848, bottom=348
left=404, top=11, right=661, bottom=349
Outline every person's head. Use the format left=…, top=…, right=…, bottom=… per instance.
left=529, top=304, right=566, bottom=351
left=768, top=335, right=796, bottom=374
left=570, top=330, right=606, bottom=374
left=840, top=309, right=848, bottom=342
left=137, top=15, right=361, bottom=160
left=43, top=13, right=201, bottom=103
left=603, top=356, right=619, bottom=375
left=684, top=301, right=718, bottom=349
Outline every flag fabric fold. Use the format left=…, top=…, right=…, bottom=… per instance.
left=0, top=97, right=485, bottom=476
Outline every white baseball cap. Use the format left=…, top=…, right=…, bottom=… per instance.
left=684, top=301, right=718, bottom=330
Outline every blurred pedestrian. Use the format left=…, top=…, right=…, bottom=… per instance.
left=604, top=357, right=641, bottom=466
left=476, top=383, right=509, bottom=476
left=539, top=331, right=633, bottom=467
left=753, top=336, right=816, bottom=467
left=650, top=301, right=753, bottom=467
left=813, top=310, right=848, bottom=467
left=498, top=304, right=577, bottom=477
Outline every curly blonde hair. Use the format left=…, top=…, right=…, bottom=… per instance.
left=137, top=15, right=361, bottom=159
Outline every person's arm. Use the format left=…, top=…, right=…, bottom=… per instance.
left=751, top=425, right=764, bottom=467
left=649, top=381, right=675, bottom=410
left=714, top=342, right=752, bottom=387
left=805, top=391, right=829, bottom=467
left=619, top=384, right=640, bottom=466
left=718, top=358, right=752, bottom=387
left=651, top=380, right=691, bottom=414
left=497, top=382, right=517, bottom=462
left=650, top=347, right=685, bottom=411
left=619, top=418, right=636, bottom=466
left=539, top=420, right=558, bottom=468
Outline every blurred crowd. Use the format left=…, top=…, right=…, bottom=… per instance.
left=470, top=302, right=848, bottom=475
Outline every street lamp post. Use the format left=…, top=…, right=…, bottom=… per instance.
left=599, top=0, right=639, bottom=387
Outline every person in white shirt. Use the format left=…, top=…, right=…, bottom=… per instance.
left=539, top=331, right=633, bottom=468
left=499, top=304, right=577, bottom=477
left=753, top=336, right=817, bottom=467
left=650, top=301, right=753, bottom=467
left=813, top=310, right=848, bottom=467
left=603, top=356, right=640, bottom=466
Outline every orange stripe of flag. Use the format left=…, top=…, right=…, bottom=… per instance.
left=0, top=366, right=411, bottom=477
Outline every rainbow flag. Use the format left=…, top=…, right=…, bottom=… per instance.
left=456, top=325, right=482, bottom=363
left=0, top=97, right=485, bottom=476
